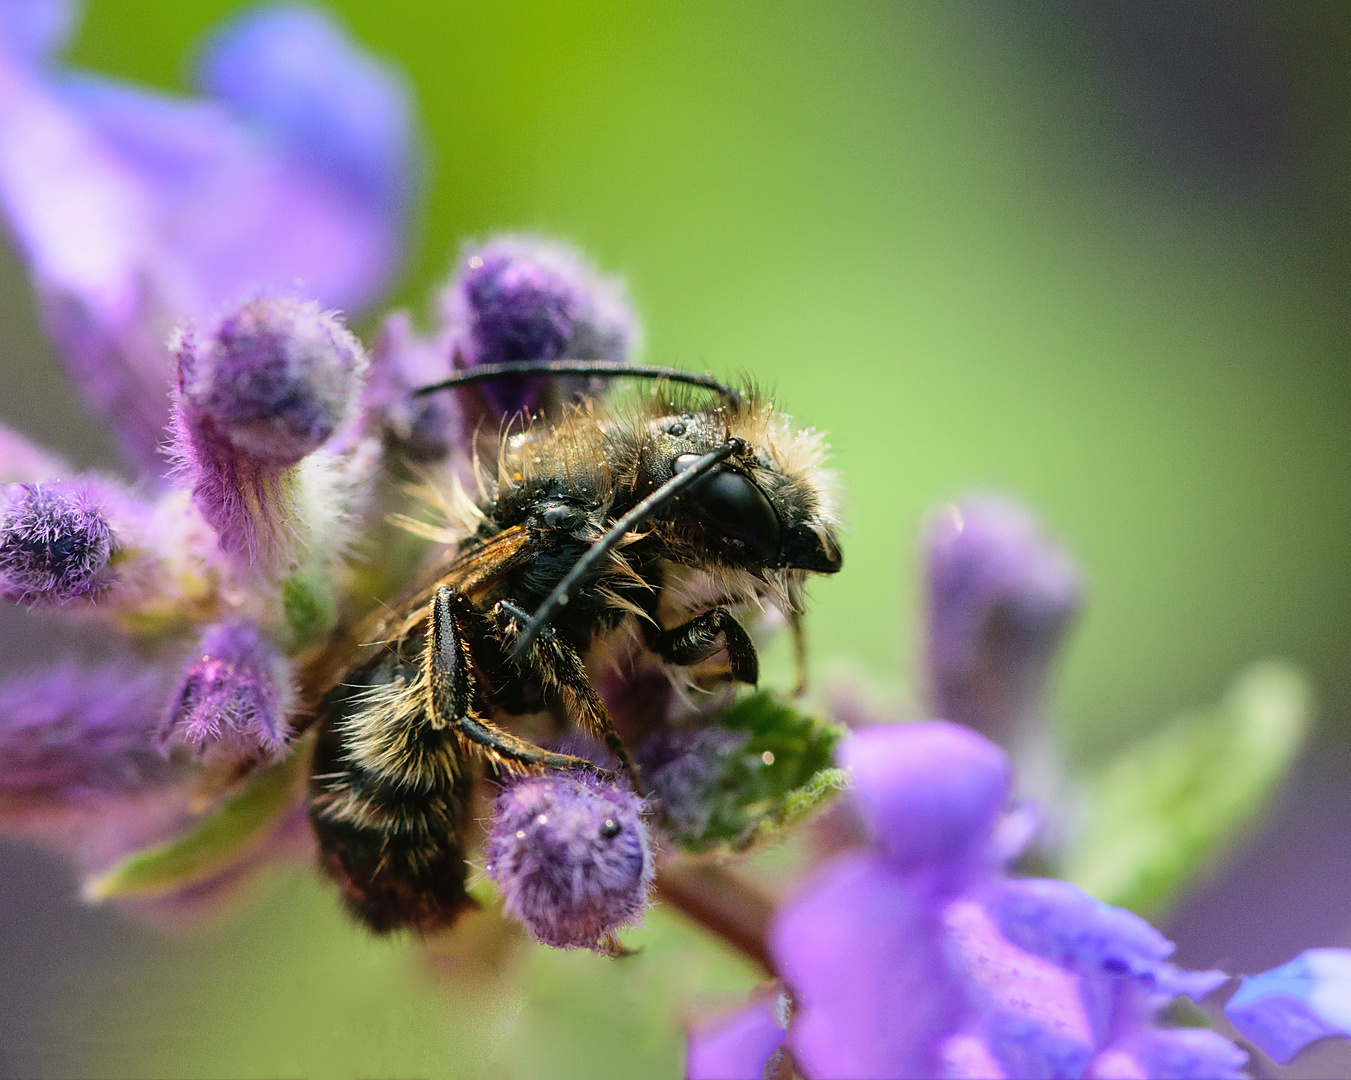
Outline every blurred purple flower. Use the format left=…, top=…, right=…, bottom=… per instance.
left=0, top=421, right=68, bottom=484
left=170, top=296, right=368, bottom=571
left=161, top=618, right=294, bottom=763
left=1225, top=948, right=1351, bottom=1066
left=755, top=722, right=1245, bottom=1079
left=363, top=310, right=460, bottom=463
left=0, top=659, right=170, bottom=804
left=0, top=0, right=418, bottom=472
left=924, top=497, right=1083, bottom=746
left=686, top=996, right=787, bottom=1080
left=442, top=236, right=640, bottom=416
left=484, top=771, right=653, bottom=950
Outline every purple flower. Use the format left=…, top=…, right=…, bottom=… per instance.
left=0, top=1, right=417, bottom=472
left=924, top=497, right=1083, bottom=746
left=443, top=236, right=640, bottom=416
left=0, top=479, right=115, bottom=605
left=1225, top=948, right=1351, bottom=1066
left=170, top=296, right=368, bottom=571
left=363, top=310, right=460, bottom=463
left=0, top=659, right=171, bottom=805
left=0, top=421, right=67, bottom=484
left=686, top=996, right=787, bottom=1080
left=483, top=771, right=653, bottom=950
left=161, top=619, right=294, bottom=763
left=756, top=722, right=1244, bottom=1079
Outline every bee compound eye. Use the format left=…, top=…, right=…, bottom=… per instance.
left=599, top=818, right=622, bottom=839
left=672, top=456, right=782, bottom=562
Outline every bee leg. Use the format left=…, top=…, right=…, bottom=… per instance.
left=651, top=608, right=759, bottom=686
left=494, top=600, right=635, bottom=774
left=428, top=586, right=609, bottom=777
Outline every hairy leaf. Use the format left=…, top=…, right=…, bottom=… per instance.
left=1063, top=660, right=1313, bottom=918
left=661, top=691, right=846, bottom=852
left=84, top=739, right=309, bottom=900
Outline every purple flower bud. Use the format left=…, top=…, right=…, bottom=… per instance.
left=1225, top=948, right=1351, bottom=1065
left=162, top=619, right=294, bottom=761
left=0, top=660, right=170, bottom=804
left=170, top=297, right=369, bottom=569
left=924, top=497, right=1084, bottom=743
left=362, top=310, right=460, bottom=462
left=636, top=726, right=749, bottom=837
left=0, top=481, right=115, bottom=605
left=484, top=772, right=653, bottom=950
left=176, top=298, right=366, bottom=468
left=442, top=237, right=639, bottom=416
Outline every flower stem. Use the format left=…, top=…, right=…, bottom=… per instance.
left=655, top=859, right=776, bottom=974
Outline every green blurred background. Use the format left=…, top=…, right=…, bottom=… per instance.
left=1, top=2, right=1349, bottom=1076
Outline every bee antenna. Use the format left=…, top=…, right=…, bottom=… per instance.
left=508, top=438, right=745, bottom=662
left=412, top=360, right=741, bottom=407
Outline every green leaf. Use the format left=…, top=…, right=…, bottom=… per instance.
left=1062, top=660, right=1313, bottom=919
left=661, top=690, right=847, bottom=852
left=84, top=741, right=310, bottom=901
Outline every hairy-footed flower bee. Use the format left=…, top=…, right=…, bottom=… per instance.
left=307, top=361, right=842, bottom=934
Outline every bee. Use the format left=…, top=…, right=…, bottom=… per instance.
left=306, top=361, right=842, bottom=933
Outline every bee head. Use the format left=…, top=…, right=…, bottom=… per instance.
left=643, top=402, right=842, bottom=575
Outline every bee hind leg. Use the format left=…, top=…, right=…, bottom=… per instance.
left=428, top=586, right=612, bottom=777
left=651, top=608, right=759, bottom=686
left=494, top=600, right=635, bottom=774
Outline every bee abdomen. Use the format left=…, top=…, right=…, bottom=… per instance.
left=310, top=653, right=477, bottom=935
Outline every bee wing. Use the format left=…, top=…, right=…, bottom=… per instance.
left=295, top=525, right=534, bottom=718
left=430, top=523, right=533, bottom=597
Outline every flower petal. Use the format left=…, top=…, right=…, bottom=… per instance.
left=484, top=772, right=653, bottom=950
left=0, top=660, right=170, bottom=804
left=686, top=997, right=786, bottom=1080
left=0, top=6, right=418, bottom=473
left=0, top=0, right=74, bottom=65
left=198, top=4, right=417, bottom=216
left=769, top=852, right=960, bottom=1079
left=944, top=896, right=1098, bottom=1079
left=1225, top=948, right=1351, bottom=1065
left=837, top=721, right=1009, bottom=872
left=1085, top=1028, right=1248, bottom=1079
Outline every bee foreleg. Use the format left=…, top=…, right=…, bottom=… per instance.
left=650, top=608, right=759, bottom=686
left=492, top=601, right=635, bottom=774
left=428, top=587, right=607, bottom=777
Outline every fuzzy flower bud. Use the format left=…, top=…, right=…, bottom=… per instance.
left=177, top=297, right=365, bottom=467
left=924, top=496, right=1084, bottom=743
left=162, top=619, right=294, bottom=762
left=484, top=772, right=653, bottom=950
left=362, top=310, right=460, bottom=462
left=0, top=481, right=116, bottom=605
left=171, top=297, right=369, bottom=571
left=443, top=237, right=639, bottom=416
left=637, top=726, right=749, bottom=838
